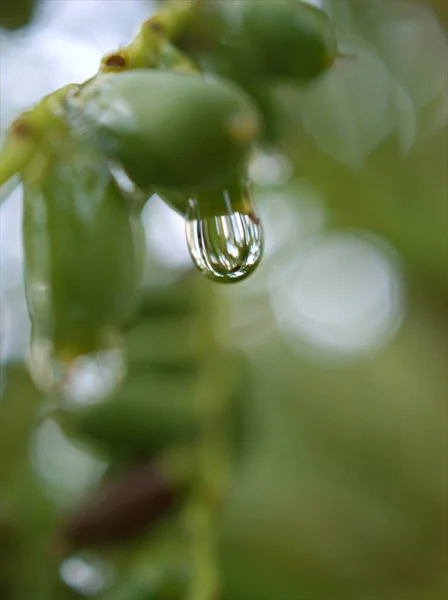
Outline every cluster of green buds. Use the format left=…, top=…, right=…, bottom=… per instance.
left=0, top=2, right=346, bottom=597
left=0, top=0, right=342, bottom=394
left=43, top=272, right=246, bottom=599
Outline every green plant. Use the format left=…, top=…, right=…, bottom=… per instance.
left=1, top=2, right=446, bottom=600
left=0, top=3, right=342, bottom=598
left=0, top=0, right=342, bottom=394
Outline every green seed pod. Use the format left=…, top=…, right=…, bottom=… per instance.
left=64, top=381, right=201, bottom=458
left=232, top=0, right=339, bottom=82
left=174, top=0, right=339, bottom=84
left=22, top=147, right=145, bottom=364
left=0, top=0, right=35, bottom=30
left=71, top=70, right=260, bottom=190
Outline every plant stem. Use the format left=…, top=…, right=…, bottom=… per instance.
left=184, top=279, right=236, bottom=600
left=0, top=84, right=76, bottom=187
left=100, top=1, right=201, bottom=74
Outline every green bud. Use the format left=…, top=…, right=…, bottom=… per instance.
left=234, top=0, right=339, bottom=82
left=176, top=0, right=339, bottom=84
left=71, top=70, right=260, bottom=189
left=64, top=382, right=201, bottom=458
left=0, top=0, right=35, bottom=30
left=22, top=147, right=145, bottom=362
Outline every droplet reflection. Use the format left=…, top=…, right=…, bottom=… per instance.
left=185, top=199, right=263, bottom=283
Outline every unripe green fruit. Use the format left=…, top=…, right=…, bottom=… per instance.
left=0, top=0, right=35, bottom=30
left=22, top=150, right=145, bottom=359
left=234, top=0, right=338, bottom=82
left=72, top=70, right=260, bottom=189
left=175, top=0, right=339, bottom=84
left=65, top=384, right=201, bottom=458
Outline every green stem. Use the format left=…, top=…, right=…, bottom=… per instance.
left=0, top=84, right=76, bottom=187
left=100, top=1, right=201, bottom=74
left=184, top=280, right=236, bottom=600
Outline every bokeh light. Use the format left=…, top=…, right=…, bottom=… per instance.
left=60, top=555, right=115, bottom=596
left=31, top=419, right=107, bottom=505
left=271, top=229, right=405, bottom=361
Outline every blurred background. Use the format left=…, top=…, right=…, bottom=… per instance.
left=0, top=1, right=447, bottom=599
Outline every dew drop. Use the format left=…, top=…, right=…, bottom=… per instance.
left=185, top=197, right=264, bottom=283
left=27, top=336, right=126, bottom=405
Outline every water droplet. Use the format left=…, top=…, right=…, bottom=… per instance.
left=27, top=336, right=126, bottom=405
left=185, top=196, right=263, bottom=283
